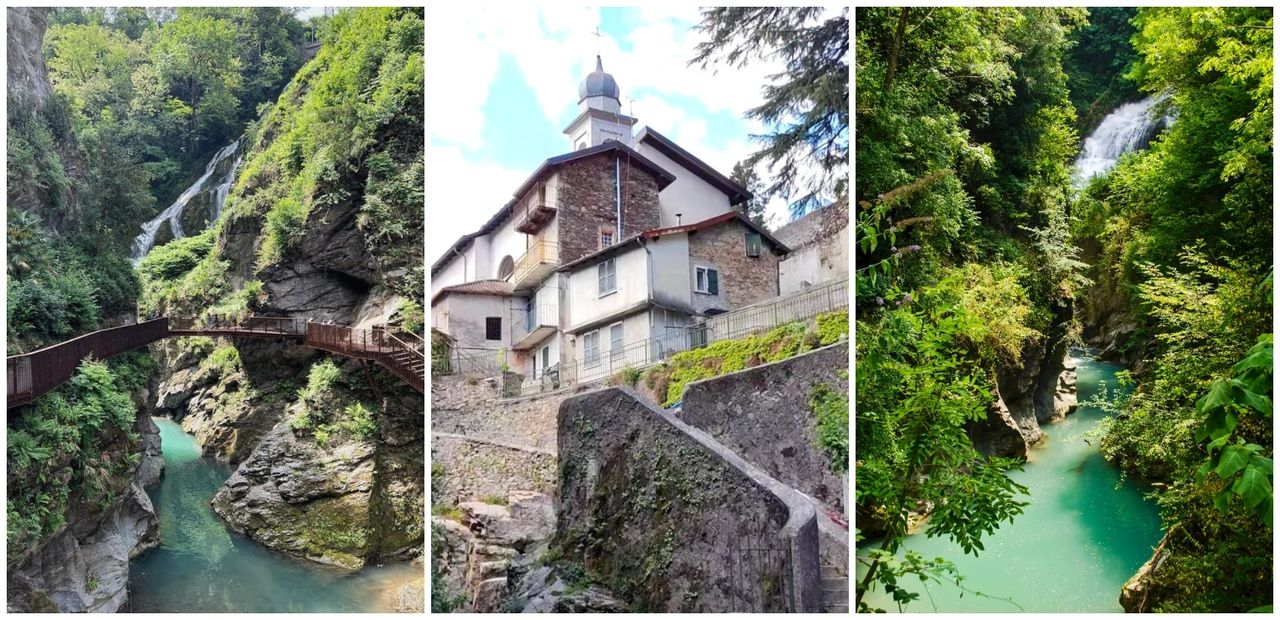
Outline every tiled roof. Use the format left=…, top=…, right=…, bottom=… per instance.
left=557, top=211, right=791, bottom=273
left=430, top=279, right=514, bottom=304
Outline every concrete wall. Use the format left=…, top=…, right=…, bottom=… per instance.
left=633, top=144, right=734, bottom=228
left=564, top=244, right=649, bottom=332
left=434, top=294, right=514, bottom=352
left=432, top=249, right=472, bottom=297
left=647, top=233, right=693, bottom=311
left=567, top=309, right=651, bottom=384
left=679, top=343, right=848, bottom=513
left=555, top=387, right=821, bottom=612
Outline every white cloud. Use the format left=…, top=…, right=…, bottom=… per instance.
left=425, top=144, right=530, bottom=262
left=425, top=6, right=799, bottom=254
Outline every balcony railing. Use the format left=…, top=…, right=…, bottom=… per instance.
left=512, top=239, right=559, bottom=291
left=512, top=303, right=558, bottom=350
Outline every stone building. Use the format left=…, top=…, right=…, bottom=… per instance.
left=430, top=56, right=787, bottom=387
left=776, top=200, right=849, bottom=296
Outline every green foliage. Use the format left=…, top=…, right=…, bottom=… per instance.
left=656, top=321, right=819, bottom=406
left=7, top=358, right=142, bottom=558
left=692, top=8, right=848, bottom=212
left=288, top=359, right=378, bottom=445
left=816, top=309, right=849, bottom=345
left=810, top=383, right=849, bottom=474
left=136, top=230, right=215, bottom=281
left=1062, top=8, right=1141, bottom=132
left=202, top=345, right=241, bottom=375
left=618, top=366, right=642, bottom=388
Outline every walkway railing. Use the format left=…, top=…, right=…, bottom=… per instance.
left=8, top=319, right=169, bottom=408
left=7, top=315, right=425, bottom=409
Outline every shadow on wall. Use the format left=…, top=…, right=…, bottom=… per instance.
left=553, top=387, right=822, bottom=612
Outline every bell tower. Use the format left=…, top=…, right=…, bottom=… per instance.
left=563, top=55, right=636, bottom=150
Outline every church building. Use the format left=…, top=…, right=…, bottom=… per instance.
left=431, top=56, right=788, bottom=389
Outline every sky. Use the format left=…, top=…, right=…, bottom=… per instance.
left=425, top=5, right=794, bottom=263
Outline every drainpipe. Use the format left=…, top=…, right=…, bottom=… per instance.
left=615, top=154, right=623, bottom=237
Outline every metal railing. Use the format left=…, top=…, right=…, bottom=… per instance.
left=561, top=279, right=850, bottom=389
left=7, top=318, right=169, bottom=408
left=306, top=323, right=425, bottom=393
left=512, top=303, right=558, bottom=347
left=8, top=315, right=426, bottom=409
left=432, top=346, right=505, bottom=377
left=512, top=238, right=559, bottom=288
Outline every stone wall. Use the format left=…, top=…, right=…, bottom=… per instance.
left=554, top=387, right=821, bottom=612
left=431, top=374, right=574, bottom=452
left=678, top=342, right=847, bottom=513
left=687, top=218, right=781, bottom=312
left=431, top=434, right=557, bottom=503
left=556, top=154, right=661, bottom=265
left=776, top=201, right=849, bottom=296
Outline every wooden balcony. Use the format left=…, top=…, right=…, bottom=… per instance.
left=513, top=239, right=559, bottom=291
left=515, top=203, right=557, bottom=235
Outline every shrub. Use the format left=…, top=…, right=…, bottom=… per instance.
left=810, top=382, right=850, bottom=474
left=137, top=231, right=215, bottom=281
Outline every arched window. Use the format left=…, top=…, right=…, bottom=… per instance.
left=497, top=255, right=515, bottom=280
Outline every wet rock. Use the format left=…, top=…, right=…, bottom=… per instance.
left=1121, top=528, right=1174, bottom=612
left=211, top=421, right=378, bottom=571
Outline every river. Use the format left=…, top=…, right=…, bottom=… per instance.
left=856, top=349, right=1163, bottom=612
left=128, top=417, right=417, bottom=612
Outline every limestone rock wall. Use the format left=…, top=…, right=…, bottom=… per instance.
left=554, top=387, right=821, bottom=612
left=7, top=413, right=161, bottom=613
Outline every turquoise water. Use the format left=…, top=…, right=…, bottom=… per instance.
left=857, top=351, right=1164, bottom=612
left=129, top=417, right=417, bottom=612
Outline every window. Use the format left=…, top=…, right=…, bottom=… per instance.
left=610, top=323, right=624, bottom=361
left=600, top=226, right=615, bottom=248
left=695, top=266, right=720, bottom=295
left=598, top=258, right=616, bottom=295
left=745, top=233, right=763, bottom=258
left=541, top=345, right=551, bottom=371
left=497, top=255, right=515, bottom=280
left=485, top=317, right=502, bottom=340
left=584, top=331, right=600, bottom=366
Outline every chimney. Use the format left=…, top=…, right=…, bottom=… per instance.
left=675, top=213, right=682, bottom=226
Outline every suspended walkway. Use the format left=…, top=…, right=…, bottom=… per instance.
left=7, top=315, right=425, bottom=409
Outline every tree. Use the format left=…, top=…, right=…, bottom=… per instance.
left=691, top=8, right=848, bottom=217
left=728, top=159, right=767, bottom=228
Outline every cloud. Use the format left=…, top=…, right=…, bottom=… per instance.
left=425, top=6, right=801, bottom=253
left=425, top=144, right=530, bottom=262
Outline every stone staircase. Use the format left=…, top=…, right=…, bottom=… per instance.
left=821, top=562, right=849, bottom=612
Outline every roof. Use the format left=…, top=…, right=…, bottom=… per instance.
left=557, top=211, right=791, bottom=274
left=579, top=55, right=620, bottom=103
left=635, top=127, right=752, bottom=205
left=430, top=141, right=677, bottom=276
left=430, top=279, right=514, bottom=305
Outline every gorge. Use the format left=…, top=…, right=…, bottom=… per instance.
left=855, top=7, right=1272, bottom=613
left=6, top=7, right=425, bottom=613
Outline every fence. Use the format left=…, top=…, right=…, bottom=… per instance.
left=432, top=346, right=505, bottom=378
left=557, top=279, right=849, bottom=390
left=7, top=318, right=169, bottom=408
left=306, top=323, right=425, bottom=393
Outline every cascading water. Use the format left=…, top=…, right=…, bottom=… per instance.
left=131, top=140, right=242, bottom=263
left=1072, top=94, right=1173, bottom=187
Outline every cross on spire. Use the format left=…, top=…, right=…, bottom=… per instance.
left=592, top=26, right=602, bottom=56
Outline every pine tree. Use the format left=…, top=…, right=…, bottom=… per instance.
left=691, top=8, right=848, bottom=217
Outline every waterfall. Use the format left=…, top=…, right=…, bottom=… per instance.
left=1072, top=95, right=1173, bottom=187
left=132, top=140, right=242, bottom=263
